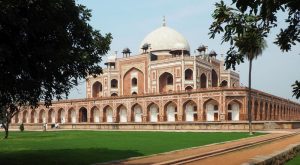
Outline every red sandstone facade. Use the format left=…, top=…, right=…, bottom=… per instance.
left=10, top=22, right=300, bottom=126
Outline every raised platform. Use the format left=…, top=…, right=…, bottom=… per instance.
left=10, top=121, right=300, bottom=131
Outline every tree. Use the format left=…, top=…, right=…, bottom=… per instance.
left=0, top=0, right=112, bottom=139
left=209, top=1, right=267, bottom=135
left=222, top=0, right=300, bottom=98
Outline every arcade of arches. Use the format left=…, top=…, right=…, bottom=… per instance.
left=11, top=89, right=300, bottom=125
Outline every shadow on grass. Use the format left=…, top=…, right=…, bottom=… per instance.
left=0, top=148, right=144, bottom=165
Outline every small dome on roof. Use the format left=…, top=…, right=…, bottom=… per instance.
left=122, top=47, right=131, bottom=54
left=209, top=50, right=217, bottom=57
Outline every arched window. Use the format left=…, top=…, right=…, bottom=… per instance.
left=132, top=78, right=137, bottom=87
left=79, top=107, right=87, bottom=122
left=214, top=105, right=218, bottom=110
left=159, top=72, right=173, bottom=93
left=212, top=69, right=218, bottom=87
left=200, top=74, right=207, bottom=88
left=167, top=75, right=173, bottom=85
left=185, top=86, right=193, bottom=91
left=111, top=93, right=118, bottom=96
left=111, top=79, right=118, bottom=88
left=185, top=69, right=193, bottom=80
left=92, top=81, right=102, bottom=98
left=220, top=80, right=228, bottom=87
left=228, top=104, right=232, bottom=110
left=132, top=92, right=137, bottom=95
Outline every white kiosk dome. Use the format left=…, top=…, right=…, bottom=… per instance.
left=140, top=19, right=190, bottom=55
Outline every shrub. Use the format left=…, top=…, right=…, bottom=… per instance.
left=19, top=123, right=24, bottom=132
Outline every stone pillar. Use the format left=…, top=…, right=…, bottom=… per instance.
left=251, top=98, right=255, bottom=121
left=113, top=108, right=117, bottom=123
left=142, top=115, right=147, bottom=122
left=87, top=106, right=91, bottom=123
left=99, top=105, right=104, bottom=123
left=177, top=99, right=182, bottom=121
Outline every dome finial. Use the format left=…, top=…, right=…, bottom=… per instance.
left=162, top=16, right=166, bottom=27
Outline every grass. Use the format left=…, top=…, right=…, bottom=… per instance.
left=0, top=131, right=262, bottom=165
left=286, top=153, right=300, bottom=165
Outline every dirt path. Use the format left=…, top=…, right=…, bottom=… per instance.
left=113, top=133, right=293, bottom=165
left=187, top=134, right=300, bottom=165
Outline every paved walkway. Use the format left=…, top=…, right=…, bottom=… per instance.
left=109, top=131, right=299, bottom=165
left=187, top=133, right=300, bottom=165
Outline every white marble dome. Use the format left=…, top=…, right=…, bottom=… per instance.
left=140, top=26, right=190, bottom=54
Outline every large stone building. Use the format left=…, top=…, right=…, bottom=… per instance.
left=11, top=21, right=300, bottom=129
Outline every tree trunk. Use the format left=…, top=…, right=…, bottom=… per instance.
left=248, top=59, right=253, bottom=135
left=4, top=121, right=9, bottom=139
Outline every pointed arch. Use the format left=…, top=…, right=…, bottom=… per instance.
left=220, top=80, right=228, bottom=87
left=48, top=108, right=55, bottom=123
left=92, top=81, right=102, bottom=98
left=200, top=73, right=207, bottom=88
left=164, top=101, right=177, bottom=122
left=31, top=110, right=38, bottom=123
left=159, top=72, right=174, bottom=93
left=117, top=104, right=127, bottom=123
left=185, top=69, right=193, bottom=80
left=111, top=93, right=118, bottom=96
left=131, top=103, right=143, bottom=122
left=227, top=100, right=242, bottom=121
left=58, top=108, right=66, bottom=123
left=203, top=98, right=219, bottom=121
left=212, top=69, right=218, bottom=87
left=147, top=102, right=159, bottom=122
left=185, top=86, right=193, bottom=91
left=91, top=106, right=100, bottom=123
left=183, top=100, right=197, bottom=122
left=123, top=67, right=144, bottom=95
left=254, top=100, right=259, bottom=120
left=78, top=107, right=87, bottom=122
left=68, top=108, right=76, bottom=123
left=23, top=110, right=29, bottom=123
left=39, top=109, right=46, bottom=123
left=111, top=79, right=118, bottom=88
left=103, top=105, right=113, bottom=123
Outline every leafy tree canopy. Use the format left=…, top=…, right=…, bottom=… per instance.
left=209, top=0, right=300, bottom=99
left=0, top=0, right=112, bottom=138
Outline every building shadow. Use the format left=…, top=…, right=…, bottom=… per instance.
left=0, top=148, right=144, bottom=165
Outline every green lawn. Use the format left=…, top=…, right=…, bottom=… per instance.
left=0, top=131, right=262, bottom=165
left=286, top=153, right=300, bottom=165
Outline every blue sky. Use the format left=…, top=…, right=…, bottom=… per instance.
left=69, top=0, right=300, bottom=102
